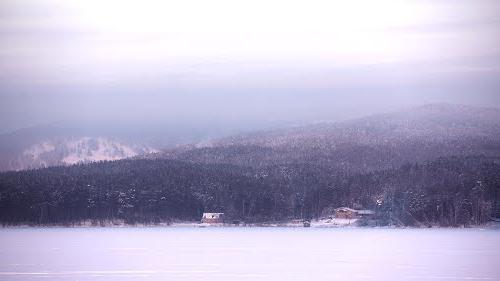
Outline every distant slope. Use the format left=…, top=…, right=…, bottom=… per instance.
left=0, top=123, right=160, bottom=171
left=159, top=104, right=500, bottom=172
left=4, top=136, right=157, bottom=171
left=0, top=120, right=241, bottom=171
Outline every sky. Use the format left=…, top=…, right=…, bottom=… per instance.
left=1, top=0, right=500, bottom=133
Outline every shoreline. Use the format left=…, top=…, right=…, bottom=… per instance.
left=2, top=220, right=499, bottom=229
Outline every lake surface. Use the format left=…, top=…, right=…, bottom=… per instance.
left=0, top=227, right=499, bottom=281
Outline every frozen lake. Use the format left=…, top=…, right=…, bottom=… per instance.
left=0, top=227, right=499, bottom=281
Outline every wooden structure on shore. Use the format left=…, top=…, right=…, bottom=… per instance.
left=334, top=207, right=375, bottom=219
left=201, top=213, right=225, bottom=224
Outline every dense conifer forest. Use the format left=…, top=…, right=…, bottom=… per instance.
left=1, top=156, right=498, bottom=226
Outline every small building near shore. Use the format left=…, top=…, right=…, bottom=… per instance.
left=335, top=207, right=358, bottom=219
left=334, top=207, right=374, bottom=219
left=201, top=213, right=225, bottom=224
left=356, top=209, right=375, bottom=217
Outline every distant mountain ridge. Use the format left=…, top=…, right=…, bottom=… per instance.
left=207, top=103, right=500, bottom=146
left=158, top=103, right=500, bottom=172
left=2, top=103, right=499, bottom=172
left=0, top=120, right=242, bottom=171
left=9, top=136, right=158, bottom=171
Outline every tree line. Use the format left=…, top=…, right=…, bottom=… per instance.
left=0, top=156, right=499, bottom=226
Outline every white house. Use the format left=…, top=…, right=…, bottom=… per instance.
left=201, top=213, right=224, bottom=224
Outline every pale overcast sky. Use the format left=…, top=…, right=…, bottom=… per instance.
left=1, top=0, right=500, bottom=133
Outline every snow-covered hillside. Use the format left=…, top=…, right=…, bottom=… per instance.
left=159, top=104, right=500, bottom=172
left=3, top=137, right=157, bottom=171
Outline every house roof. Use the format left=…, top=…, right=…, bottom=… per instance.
left=334, top=207, right=374, bottom=214
left=335, top=207, right=357, bottom=212
left=356, top=210, right=375, bottom=215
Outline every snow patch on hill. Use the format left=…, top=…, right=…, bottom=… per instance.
left=18, top=137, right=158, bottom=169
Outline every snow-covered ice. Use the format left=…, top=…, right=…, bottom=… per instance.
left=0, top=227, right=499, bottom=281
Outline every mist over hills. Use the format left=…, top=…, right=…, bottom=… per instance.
left=3, top=103, right=499, bottom=172
left=0, top=120, right=267, bottom=171
left=1, top=103, right=499, bottom=226
left=159, top=104, right=500, bottom=172
left=0, top=124, right=157, bottom=171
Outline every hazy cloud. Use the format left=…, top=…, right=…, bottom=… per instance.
left=1, top=0, right=500, bottom=133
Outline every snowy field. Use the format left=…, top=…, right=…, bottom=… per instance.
left=0, top=227, right=499, bottom=281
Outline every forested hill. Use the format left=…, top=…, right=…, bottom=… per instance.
left=159, top=104, right=500, bottom=172
left=0, top=156, right=499, bottom=226
left=1, top=104, right=500, bottom=227
left=0, top=159, right=271, bottom=224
